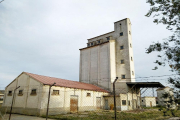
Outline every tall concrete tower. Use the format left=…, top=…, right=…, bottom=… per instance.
left=79, top=18, right=135, bottom=92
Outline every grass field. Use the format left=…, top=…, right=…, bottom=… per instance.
left=42, top=109, right=180, bottom=120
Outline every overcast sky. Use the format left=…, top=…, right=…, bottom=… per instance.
left=0, top=0, right=175, bottom=89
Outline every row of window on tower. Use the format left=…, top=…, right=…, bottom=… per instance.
left=87, top=32, right=124, bottom=47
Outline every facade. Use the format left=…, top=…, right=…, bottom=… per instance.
left=2, top=72, right=108, bottom=116
left=141, top=97, right=156, bottom=107
left=156, top=87, right=174, bottom=106
left=79, top=18, right=140, bottom=111
left=79, top=18, right=135, bottom=93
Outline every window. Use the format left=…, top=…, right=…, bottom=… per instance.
left=106, top=37, right=110, bottom=41
left=8, top=91, right=12, bottom=96
left=91, top=42, right=93, bottom=46
left=129, top=31, right=131, bottom=35
left=97, top=40, right=100, bottom=44
left=132, top=71, right=134, bottom=75
left=121, top=75, right=125, bottom=79
left=121, top=60, right=124, bottom=64
left=120, top=46, right=124, bottom=50
left=128, top=101, right=131, bottom=106
left=131, top=57, right=133, bottom=61
left=87, top=43, right=90, bottom=47
left=130, top=44, right=132, bottom=48
left=0, top=96, right=3, bottom=101
left=18, top=90, right=23, bottom=95
left=120, top=32, right=123, bottom=36
left=31, top=89, right=37, bottom=95
left=87, top=93, right=91, bottom=97
left=122, top=100, right=126, bottom=105
left=119, top=23, right=121, bottom=25
left=142, top=100, right=143, bottom=102
left=52, top=90, right=59, bottom=95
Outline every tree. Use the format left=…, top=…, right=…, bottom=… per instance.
left=145, top=0, right=180, bottom=104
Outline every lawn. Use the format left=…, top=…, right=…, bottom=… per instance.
left=42, top=109, right=180, bottom=120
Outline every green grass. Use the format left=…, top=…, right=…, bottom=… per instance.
left=42, top=109, right=180, bottom=120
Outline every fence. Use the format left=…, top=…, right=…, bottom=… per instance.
left=0, top=84, right=179, bottom=120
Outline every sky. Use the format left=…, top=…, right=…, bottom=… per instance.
left=0, top=0, right=176, bottom=89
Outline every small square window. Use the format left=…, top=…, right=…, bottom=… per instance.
left=122, top=75, right=125, bottom=79
left=120, top=46, right=124, bottom=50
left=121, top=60, right=124, bottom=64
left=18, top=90, right=23, bottom=95
left=97, top=40, right=100, bottom=44
left=91, top=42, right=93, bottom=46
left=131, top=57, right=133, bottom=61
left=128, top=101, right=131, bottom=106
left=106, top=37, right=110, bottom=41
left=8, top=91, right=12, bottom=96
left=31, top=89, right=37, bottom=95
left=129, top=31, right=131, bottom=35
left=122, top=100, right=126, bottom=105
left=130, top=44, right=132, bottom=48
left=120, top=32, right=123, bottom=36
left=87, top=43, right=90, bottom=47
left=87, top=93, right=91, bottom=97
left=132, top=71, right=134, bottom=75
left=52, top=90, right=59, bottom=95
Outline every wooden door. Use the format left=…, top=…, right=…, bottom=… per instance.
left=70, top=95, right=78, bottom=113
left=96, top=97, right=101, bottom=109
left=150, top=101, right=152, bottom=107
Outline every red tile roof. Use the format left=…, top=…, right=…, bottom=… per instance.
left=24, top=72, right=108, bottom=93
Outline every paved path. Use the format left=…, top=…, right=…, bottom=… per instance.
left=1, top=114, right=55, bottom=120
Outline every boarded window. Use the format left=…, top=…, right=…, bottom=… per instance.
left=86, top=93, right=91, bottom=97
left=18, top=90, right=23, bottom=95
left=8, top=91, right=12, bottom=96
left=31, top=89, right=37, bottom=95
left=120, top=32, right=123, bottom=36
left=122, top=100, right=126, bottom=105
left=52, top=90, right=59, bottom=95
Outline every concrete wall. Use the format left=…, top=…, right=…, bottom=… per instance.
left=141, top=97, right=156, bottom=107
left=2, top=73, right=43, bottom=116
left=79, top=18, right=136, bottom=92
left=40, top=85, right=108, bottom=115
left=2, top=73, right=108, bottom=116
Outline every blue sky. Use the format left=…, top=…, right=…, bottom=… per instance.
left=0, top=0, right=175, bottom=89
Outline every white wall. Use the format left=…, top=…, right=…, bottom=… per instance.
left=79, top=18, right=136, bottom=92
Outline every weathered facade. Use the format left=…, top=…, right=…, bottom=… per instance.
left=141, top=97, right=156, bottom=107
left=2, top=72, right=108, bottom=116
left=79, top=18, right=135, bottom=92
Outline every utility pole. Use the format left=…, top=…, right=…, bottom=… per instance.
left=46, top=82, right=56, bottom=120
left=113, top=77, right=118, bottom=120
left=9, top=86, right=20, bottom=120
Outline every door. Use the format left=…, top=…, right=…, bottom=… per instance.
left=133, top=99, right=137, bottom=109
left=105, top=99, right=108, bottom=110
left=96, top=97, right=101, bottom=109
left=70, top=95, right=78, bottom=113
left=150, top=101, right=152, bottom=107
